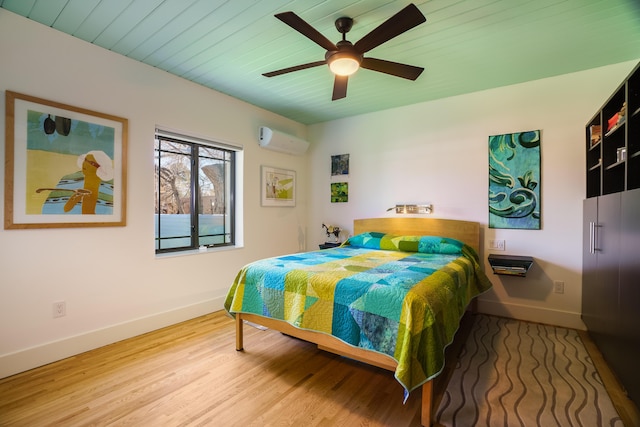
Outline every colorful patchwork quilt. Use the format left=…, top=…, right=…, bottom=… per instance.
left=224, top=232, right=492, bottom=399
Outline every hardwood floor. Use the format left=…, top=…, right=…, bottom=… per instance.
left=0, top=311, right=424, bottom=426
left=579, top=330, right=640, bottom=427
left=0, top=311, right=637, bottom=426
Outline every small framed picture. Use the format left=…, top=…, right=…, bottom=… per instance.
left=331, top=182, right=348, bottom=203
left=261, top=166, right=296, bottom=207
left=331, top=154, right=349, bottom=176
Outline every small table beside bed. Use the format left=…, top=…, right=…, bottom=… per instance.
left=224, top=217, right=492, bottom=426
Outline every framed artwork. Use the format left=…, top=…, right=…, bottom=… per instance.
left=488, top=129, right=541, bottom=229
left=261, top=165, right=296, bottom=207
left=331, top=182, right=348, bottom=203
left=4, top=91, right=128, bottom=229
left=331, top=154, right=349, bottom=176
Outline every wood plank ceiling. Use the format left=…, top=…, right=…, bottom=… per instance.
left=1, top=0, right=640, bottom=124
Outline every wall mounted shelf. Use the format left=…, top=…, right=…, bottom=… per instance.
left=319, top=242, right=341, bottom=250
left=586, top=61, right=640, bottom=198
left=488, top=254, right=533, bottom=277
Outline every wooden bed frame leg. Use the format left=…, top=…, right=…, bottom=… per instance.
left=235, top=314, right=244, bottom=351
left=421, top=380, right=434, bottom=427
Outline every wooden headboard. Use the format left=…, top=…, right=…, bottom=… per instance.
left=353, top=218, right=480, bottom=253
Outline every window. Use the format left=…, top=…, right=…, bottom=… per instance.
left=154, top=129, right=239, bottom=253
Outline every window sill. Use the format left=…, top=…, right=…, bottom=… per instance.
left=155, top=244, right=244, bottom=259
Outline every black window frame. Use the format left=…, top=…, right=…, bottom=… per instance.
left=154, top=129, right=238, bottom=254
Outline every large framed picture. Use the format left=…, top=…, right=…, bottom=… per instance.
left=4, top=91, right=128, bottom=229
left=261, top=165, right=295, bottom=207
left=488, top=129, right=541, bottom=229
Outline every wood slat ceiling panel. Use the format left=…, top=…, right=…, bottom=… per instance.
left=152, top=2, right=258, bottom=73
left=109, top=0, right=201, bottom=56
left=93, top=0, right=165, bottom=50
left=1, top=0, right=639, bottom=124
left=142, top=2, right=237, bottom=68
left=28, top=0, right=67, bottom=26
left=172, top=3, right=333, bottom=82
left=126, top=0, right=228, bottom=61
left=0, top=0, right=36, bottom=16
left=71, top=0, right=135, bottom=42
left=51, top=0, right=101, bottom=34
left=178, top=6, right=296, bottom=82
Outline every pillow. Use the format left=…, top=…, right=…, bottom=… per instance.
left=381, top=234, right=420, bottom=252
left=346, top=232, right=465, bottom=255
left=417, top=236, right=464, bottom=254
left=346, top=232, right=385, bottom=249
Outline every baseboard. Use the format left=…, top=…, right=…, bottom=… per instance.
left=0, top=297, right=225, bottom=379
left=476, top=299, right=587, bottom=330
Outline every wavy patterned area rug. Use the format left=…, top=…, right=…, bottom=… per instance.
left=435, top=314, right=622, bottom=427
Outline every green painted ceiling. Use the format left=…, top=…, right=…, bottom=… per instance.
left=2, top=0, right=640, bottom=124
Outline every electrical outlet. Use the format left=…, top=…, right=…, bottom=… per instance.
left=489, top=239, right=506, bottom=251
left=53, top=301, right=66, bottom=318
left=553, top=281, right=565, bottom=294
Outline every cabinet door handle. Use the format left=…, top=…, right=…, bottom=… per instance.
left=590, top=222, right=601, bottom=253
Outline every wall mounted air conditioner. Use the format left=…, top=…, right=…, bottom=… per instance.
left=258, top=126, right=309, bottom=155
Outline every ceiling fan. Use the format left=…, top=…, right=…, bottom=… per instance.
left=263, top=3, right=427, bottom=101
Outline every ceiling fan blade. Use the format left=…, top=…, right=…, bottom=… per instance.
left=263, top=60, right=326, bottom=77
left=354, top=4, right=426, bottom=54
left=332, top=75, right=348, bottom=100
left=361, top=57, right=424, bottom=80
left=275, top=11, right=338, bottom=52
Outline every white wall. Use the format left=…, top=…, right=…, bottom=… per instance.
left=308, top=60, right=638, bottom=330
left=0, top=10, right=309, bottom=378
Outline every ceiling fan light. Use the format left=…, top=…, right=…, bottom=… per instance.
left=328, top=54, right=360, bottom=76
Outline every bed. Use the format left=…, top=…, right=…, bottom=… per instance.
left=224, top=217, right=492, bottom=426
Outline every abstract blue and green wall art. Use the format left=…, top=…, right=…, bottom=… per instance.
left=488, top=130, right=541, bottom=229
